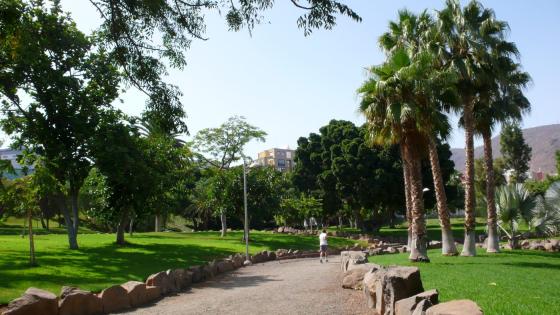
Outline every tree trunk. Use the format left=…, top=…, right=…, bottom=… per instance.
left=129, top=216, right=134, bottom=237
left=155, top=214, right=161, bottom=232
left=70, top=184, right=80, bottom=235
left=28, top=210, right=36, bottom=266
left=483, top=131, right=499, bottom=253
left=400, top=143, right=413, bottom=250
left=405, top=145, right=429, bottom=262
left=461, top=102, right=477, bottom=256
left=116, top=210, right=129, bottom=245
left=59, top=194, right=79, bottom=249
left=220, top=210, right=227, bottom=237
left=428, top=138, right=458, bottom=256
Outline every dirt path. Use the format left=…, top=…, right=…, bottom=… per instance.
left=120, top=256, right=369, bottom=315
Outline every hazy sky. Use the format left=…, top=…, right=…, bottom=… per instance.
left=54, top=0, right=560, bottom=159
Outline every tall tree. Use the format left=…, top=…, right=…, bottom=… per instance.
left=437, top=0, right=510, bottom=256
left=0, top=0, right=120, bottom=249
left=192, top=116, right=266, bottom=236
left=358, top=49, right=433, bottom=262
left=500, top=122, right=532, bottom=183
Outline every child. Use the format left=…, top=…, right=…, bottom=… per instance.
left=319, top=229, right=328, bottom=263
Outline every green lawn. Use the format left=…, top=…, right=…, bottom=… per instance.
left=369, top=248, right=560, bottom=315
left=0, top=230, right=356, bottom=304
left=378, top=217, right=488, bottom=241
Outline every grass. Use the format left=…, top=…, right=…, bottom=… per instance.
left=369, top=248, right=560, bottom=314
left=0, top=229, right=357, bottom=304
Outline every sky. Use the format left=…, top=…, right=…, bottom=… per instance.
left=46, top=1, right=560, bottom=159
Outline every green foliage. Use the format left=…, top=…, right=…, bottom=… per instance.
left=192, top=116, right=266, bottom=169
left=532, top=181, right=560, bottom=237
left=500, top=122, right=532, bottom=183
left=277, top=194, right=322, bottom=227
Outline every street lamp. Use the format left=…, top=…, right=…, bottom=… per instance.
left=242, top=156, right=252, bottom=266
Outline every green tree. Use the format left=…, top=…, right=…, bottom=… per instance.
left=500, top=122, right=532, bottom=183
left=495, top=184, right=535, bottom=248
left=192, top=116, right=266, bottom=236
left=0, top=1, right=121, bottom=249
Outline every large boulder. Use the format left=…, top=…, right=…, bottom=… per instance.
left=3, top=288, right=58, bottom=315
left=231, top=254, right=246, bottom=268
left=395, top=289, right=439, bottom=315
left=342, top=264, right=380, bottom=290
left=275, top=249, right=289, bottom=258
left=267, top=251, right=277, bottom=261
left=121, top=281, right=147, bottom=308
left=426, top=300, right=483, bottom=315
left=363, top=266, right=424, bottom=315
left=98, top=285, right=131, bottom=314
left=340, top=251, right=368, bottom=272
left=146, top=271, right=174, bottom=295
left=58, top=286, right=103, bottom=315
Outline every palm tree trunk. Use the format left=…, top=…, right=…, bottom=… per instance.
left=428, top=138, right=458, bottom=255
left=461, top=102, right=477, bottom=256
left=483, top=130, right=499, bottom=253
left=405, top=145, right=429, bottom=262
left=400, top=143, right=413, bottom=250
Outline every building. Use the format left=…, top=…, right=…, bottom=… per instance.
left=0, top=148, right=34, bottom=179
left=255, top=148, right=296, bottom=172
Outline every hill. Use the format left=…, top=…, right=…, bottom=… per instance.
left=450, top=124, right=560, bottom=174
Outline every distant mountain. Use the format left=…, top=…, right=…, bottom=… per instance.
left=450, top=124, right=560, bottom=175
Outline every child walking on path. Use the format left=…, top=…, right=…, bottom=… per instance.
left=319, top=229, right=328, bottom=263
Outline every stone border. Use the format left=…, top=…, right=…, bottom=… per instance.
left=0, top=248, right=343, bottom=315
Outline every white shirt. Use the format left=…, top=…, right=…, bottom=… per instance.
left=319, top=232, right=328, bottom=246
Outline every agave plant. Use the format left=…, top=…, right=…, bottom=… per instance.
left=531, top=181, right=560, bottom=237
left=495, top=184, right=535, bottom=248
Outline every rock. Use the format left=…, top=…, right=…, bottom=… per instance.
left=520, top=239, right=530, bottom=249
left=267, top=251, right=277, bottom=261
left=369, top=248, right=383, bottom=256
left=216, top=260, right=235, bottom=273
left=397, top=247, right=407, bottom=254
left=529, top=241, right=544, bottom=251
left=342, top=264, right=380, bottom=290
left=550, top=239, right=560, bottom=250
left=387, top=247, right=397, bottom=254
left=121, top=281, right=147, bottom=308
left=276, top=249, right=289, bottom=258
left=231, top=254, right=245, bottom=268
left=208, top=260, right=219, bottom=275
left=340, top=251, right=368, bottom=272
left=3, top=288, right=58, bottom=315
left=395, top=289, right=438, bottom=315
left=146, top=271, right=174, bottom=295
left=145, top=286, right=161, bottom=302
left=426, top=299, right=483, bottom=315
left=98, top=285, right=131, bottom=314
left=166, top=269, right=185, bottom=292
left=251, top=253, right=266, bottom=264
left=428, top=241, right=442, bottom=249
left=544, top=242, right=554, bottom=252
left=201, top=263, right=215, bottom=280
left=58, top=287, right=102, bottom=315
left=362, top=266, right=424, bottom=315
left=188, top=266, right=203, bottom=283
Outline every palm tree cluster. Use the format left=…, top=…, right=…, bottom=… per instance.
left=358, top=0, right=531, bottom=262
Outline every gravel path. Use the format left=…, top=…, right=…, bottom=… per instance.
left=120, top=256, right=369, bottom=315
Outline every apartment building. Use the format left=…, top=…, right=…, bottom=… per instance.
left=255, top=148, right=295, bottom=172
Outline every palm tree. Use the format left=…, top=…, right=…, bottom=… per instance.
left=437, top=0, right=510, bottom=256
left=359, top=49, right=434, bottom=262
left=532, top=182, right=560, bottom=237
left=378, top=10, right=459, bottom=255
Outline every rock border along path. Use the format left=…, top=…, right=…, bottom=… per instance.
left=121, top=256, right=369, bottom=315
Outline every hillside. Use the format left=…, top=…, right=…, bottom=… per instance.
left=450, top=124, right=560, bottom=174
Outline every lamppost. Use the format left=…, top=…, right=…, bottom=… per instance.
left=242, top=156, right=252, bottom=266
